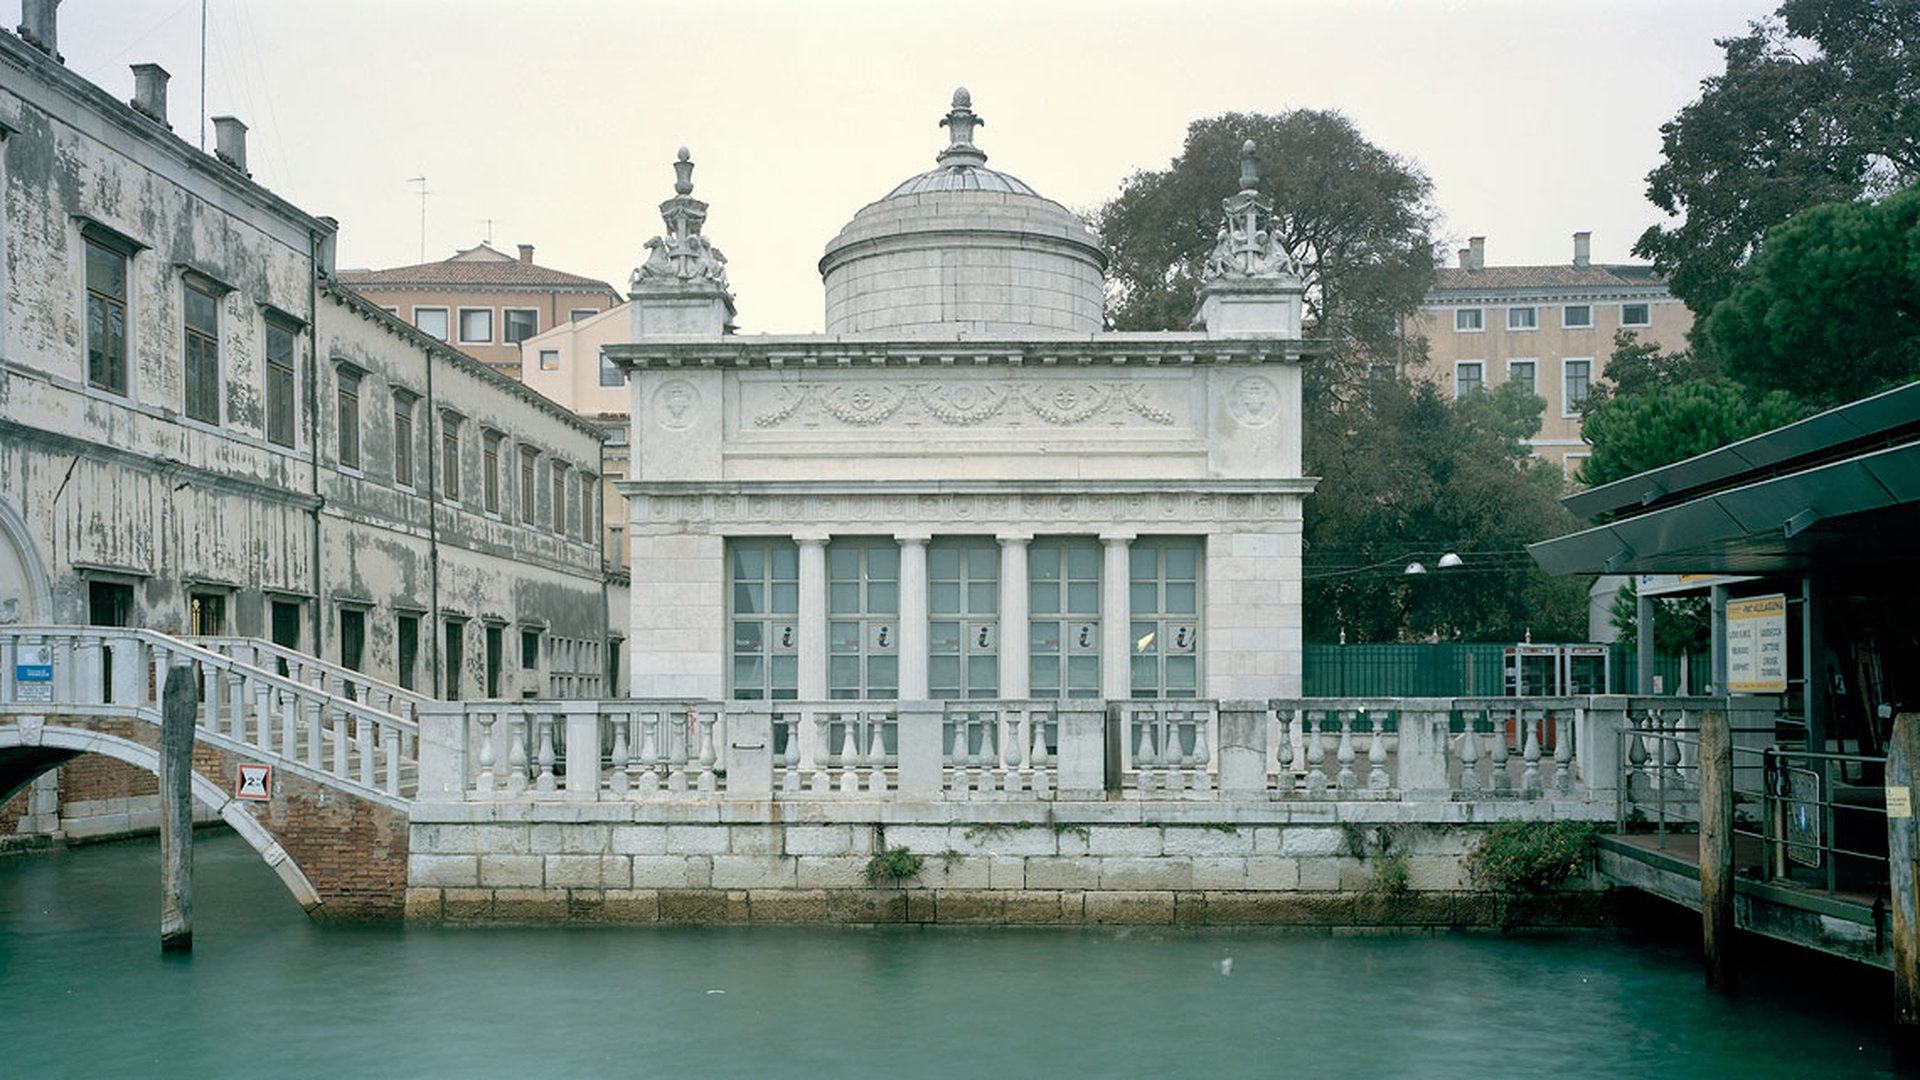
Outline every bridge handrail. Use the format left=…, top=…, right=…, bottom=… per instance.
left=0, top=626, right=418, bottom=799
left=188, top=635, right=427, bottom=720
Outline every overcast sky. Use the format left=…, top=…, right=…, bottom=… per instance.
left=61, top=0, right=1774, bottom=333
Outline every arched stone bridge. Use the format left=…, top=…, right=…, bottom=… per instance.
left=0, top=628, right=418, bottom=920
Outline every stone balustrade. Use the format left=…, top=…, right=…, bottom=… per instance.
left=0, top=626, right=418, bottom=801
left=189, top=635, right=426, bottom=721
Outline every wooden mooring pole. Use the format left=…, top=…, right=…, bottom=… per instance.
left=1886, top=712, right=1920, bottom=1071
left=1699, top=706, right=1735, bottom=992
left=159, top=661, right=196, bottom=954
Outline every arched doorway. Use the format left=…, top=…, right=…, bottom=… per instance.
left=0, top=497, right=50, bottom=626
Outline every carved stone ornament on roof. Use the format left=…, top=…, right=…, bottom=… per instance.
left=632, top=147, right=732, bottom=290
left=1200, top=140, right=1302, bottom=284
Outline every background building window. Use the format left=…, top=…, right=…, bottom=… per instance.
left=1563, top=359, right=1592, bottom=415
left=551, top=461, right=568, bottom=533
left=441, top=414, right=462, bottom=502
left=483, top=432, right=503, bottom=514
left=1507, top=307, right=1537, bottom=330
left=183, top=282, right=220, bottom=423
left=1454, top=361, right=1484, bottom=397
left=393, top=394, right=415, bottom=487
left=929, top=538, right=997, bottom=700
left=538, top=349, right=560, bottom=372
left=1029, top=538, right=1101, bottom=699
left=1563, top=453, right=1591, bottom=485
left=1130, top=538, right=1201, bottom=699
left=397, top=614, right=419, bottom=691
left=730, top=540, right=799, bottom=701
left=520, top=447, right=539, bottom=524
left=1507, top=360, right=1536, bottom=396
left=1563, top=305, right=1592, bottom=328
left=85, top=238, right=129, bottom=394
left=570, top=308, right=597, bottom=323
left=599, top=351, right=623, bottom=387
left=265, top=317, right=297, bottom=447
left=830, top=538, right=901, bottom=700
left=1621, top=303, right=1651, bottom=326
left=458, top=308, right=493, bottom=344
left=503, top=308, right=538, bottom=344
left=414, top=307, right=448, bottom=341
left=579, top=475, right=595, bottom=542
left=337, top=369, right=361, bottom=469
left=1454, top=308, right=1482, bottom=332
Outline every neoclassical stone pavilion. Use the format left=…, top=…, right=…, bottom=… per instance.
left=609, top=90, right=1313, bottom=705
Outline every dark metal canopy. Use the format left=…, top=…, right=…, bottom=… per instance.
left=1530, top=381, right=1920, bottom=577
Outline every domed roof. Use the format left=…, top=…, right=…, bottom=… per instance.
left=819, top=88, right=1107, bottom=337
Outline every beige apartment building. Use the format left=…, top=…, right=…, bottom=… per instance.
left=337, top=243, right=620, bottom=378
left=1410, top=233, right=1692, bottom=480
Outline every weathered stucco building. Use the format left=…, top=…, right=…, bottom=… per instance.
left=0, top=13, right=613, bottom=705
left=612, top=91, right=1314, bottom=704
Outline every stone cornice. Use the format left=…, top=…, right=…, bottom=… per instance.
left=606, top=335, right=1316, bottom=372
left=1423, top=285, right=1677, bottom=306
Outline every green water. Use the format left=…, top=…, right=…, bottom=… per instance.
left=0, top=831, right=1897, bottom=1079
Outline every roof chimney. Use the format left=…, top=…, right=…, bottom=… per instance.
left=17, top=0, right=59, bottom=61
left=518, top=243, right=534, bottom=266
left=315, top=216, right=339, bottom=278
left=1572, top=230, right=1592, bottom=268
left=211, top=115, right=248, bottom=177
left=130, top=63, right=170, bottom=127
left=1457, top=249, right=1471, bottom=269
left=1468, top=236, right=1485, bottom=272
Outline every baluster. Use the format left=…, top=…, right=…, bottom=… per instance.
left=781, top=715, right=803, bottom=794
left=305, top=699, right=325, bottom=771
left=835, top=714, right=860, bottom=794
left=947, top=714, right=969, bottom=794
left=1662, top=712, right=1685, bottom=790
left=1304, top=713, right=1328, bottom=794
left=695, top=713, right=719, bottom=793
left=636, top=713, right=661, bottom=795
left=506, top=712, right=530, bottom=794
left=809, top=712, right=832, bottom=793
left=385, top=722, right=402, bottom=795
left=1273, top=709, right=1295, bottom=794
left=1458, top=714, right=1482, bottom=794
left=1135, top=711, right=1159, bottom=796
left=535, top=714, right=558, bottom=792
left=201, top=665, right=220, bottom=731
left=1553, top=711, right=1576, bottom=794
left=1367, top=718, right=1389, bottom=791
left=1002, top=709, right=1026, bottom=794
left=609, top=713, right=631, bottom=795
left=250, top=679, right=271, bottom=754
left=1521, top=713, right=1544, bottom=794
left=1192, top=712, right=1212, bottom=793
left=1626, top=712, right=1651, bottom=797
left=358, top=712, right=377, bottom=787
left=1030, top=711, right=1053, bottom=799
left=664, top=710, right=689, bottom=792
left=1163, top=713, right=1186, bottom=795
left=278, top=688, right=297, bottom=762
left=328, top=704, right=348, bottom=778
left=1489, top=713, right=1512, bottom=792
left=866, top=717, right=888, bottom=794
left=475, top=711, right=498, bottom=794
left=1335, top=713, right=1356, bottom=791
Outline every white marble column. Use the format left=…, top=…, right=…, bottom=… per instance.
left=896, top=532, right=930, bottom=699
left=796, top=531, right=828, bottom=700
left=998, top=532, right=1031, bottom=700
left=1101, top=531, right=1134, bottom=701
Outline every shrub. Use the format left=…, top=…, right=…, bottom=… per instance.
left=1467, top=821, right=1600, bottom=893
left=864, top=846, right=925, bottom=887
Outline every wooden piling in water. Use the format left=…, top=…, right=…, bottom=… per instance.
left=1699, top=706, right=1734, bottom=992
left=1886, top=713, right=1920, bottom=1071
left=160, top=662, right=196, bottom=954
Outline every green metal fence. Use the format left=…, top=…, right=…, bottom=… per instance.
left=1301, top=643, right=1712, bottom=697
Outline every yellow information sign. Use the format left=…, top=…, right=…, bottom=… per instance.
left=1889, top=785, right=1913, bottom=819
left=1725, top=594, right=1788, bottom=694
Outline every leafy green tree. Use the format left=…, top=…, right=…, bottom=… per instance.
left=1579, top=375, right=1805, bottom=488
left=1705, top=184, right=1920, bottom=405
left=1635, top=0, right=1920, bottom=315
left=1608, top=578, right=1710, bottom=658
left=1305, top=378, right=1587, bottom=643
left=1097, top=110, right=1436, bottom=393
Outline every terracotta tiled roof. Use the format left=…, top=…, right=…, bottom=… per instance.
left=338, top=243, right=617, bottom=292
left=1430, top=264, right=1667, bottom=292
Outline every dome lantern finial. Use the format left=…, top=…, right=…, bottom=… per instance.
left=936, top=86, right=988, bottom=168
left=672, top=146, right=695, bottom=197
left=1238, top=139, right=1259, bottom=191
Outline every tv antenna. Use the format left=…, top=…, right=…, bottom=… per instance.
left=478, top=218, right=506, bottom=246
left=407, top=176, right=432, bottom=262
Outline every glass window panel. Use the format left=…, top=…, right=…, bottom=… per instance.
left=1030, top=621, right=1061, bottom=651
left=868, top=545, right=899, bottom=577
left=830, top=621, right=862, bottom=652
left=867, top=581, right=898, bottom=614
left=1068, top=544, right=1100, bottom=579
left=967, top=654, right=997, bottom=690
left=771, top=583, right=798, bottom=613
left=830, top=583, right=860, bottom=614
left=733, top=656, right=764, bottom=687
left=967, top=582, right=998, bottom=613
left=1067, top=582, right=1099, bottom=614
left=1068, top=655, right=1100, bottom=692
left=1131, top=656, right=1157, bottom=692
left=1029, top=546, right=1060, bottom=579
left=1130, top=546, right=1154, bottom=577
left=929, top=546, right=959, bottom=578
left=867, top=655, right=897, bottom=692
left=1030, top=583, right=1060, bottom=614
left=86, top=242, right=125, bottom=296
left=1131, top=582, right=1157, bottom=614
left=732, top=546, right=763, bottom=579
left=733, top=621, right=765, bottom=653
left=185, top=286, right=218, bottom=333
left=1165, top=545, right=1198, bottom=579
left=930, top=582, right=961, bottom=614
left=771, top=655, right=797, bottom=693
left=770, top=546, right=798, bottom=578
left=829, top=656, right=860, bottom=690
left=734, top=584, right=763, bottom=614
left=829, top=546, right=859, bottom=578
left=967, top=546, right=997, bottom=578
left=1166, top=655, right=1199, bottom=694
left=1031, top=657, right=1060, bottom=692
left=1166, top=582, right=1197, bottom=615
left=929, top=655, right=961, bottom=689
left=1131, top=622, right=1157, bottom=654
left=930, top=622, right=962, bottom=652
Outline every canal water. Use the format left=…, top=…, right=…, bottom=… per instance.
left=0, top=831, right=1897, bottom=1079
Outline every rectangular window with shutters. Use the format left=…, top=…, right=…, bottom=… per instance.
left=1130, top=538, right=1202, bottom=699
left=1029, top=538, right=1101, bottom=699
left=337, top=368, right=361, bottom=470
left=520, top=447, right=538, bottom=525
left=1507, top=359, right=1536, bottom=396
left=503, top=308, right=538, bottom=344
left=1507, top=307, right=1537, bottom=331
left=441, top=414, right=461, bottom=503
left=85, top=237, right=130, bottom=395
left=1454, top=361, right=1483, bottom=398
left=928, top=538, right=999, bottom=700
left=397, top=614, right=419, bottom=691
left=1563, top=358, right=1592, bottom=416
left=828, top=538, right=900, bottom=700
left=579, top=474, right=595, bottom=542
left=1621, top=303, right=1651, bottom=327
left=729, top=540, right=799, bottom=701
left=183, top=281, right=220, bottom=423
left=393, top=393, right=415, bottom=488
left=265, top=316, right=297, bottom=447
left=1453, top=308, right=1482, bottom=333
left=1562, top=305, right=1592, bottom=329
left=414, top=307, right=448, bottom=342
left=457, top=308, right=492, bottom=345
left=551, top=461, right=567, bottom=533
left=483, top=432, right=502, bottom=515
